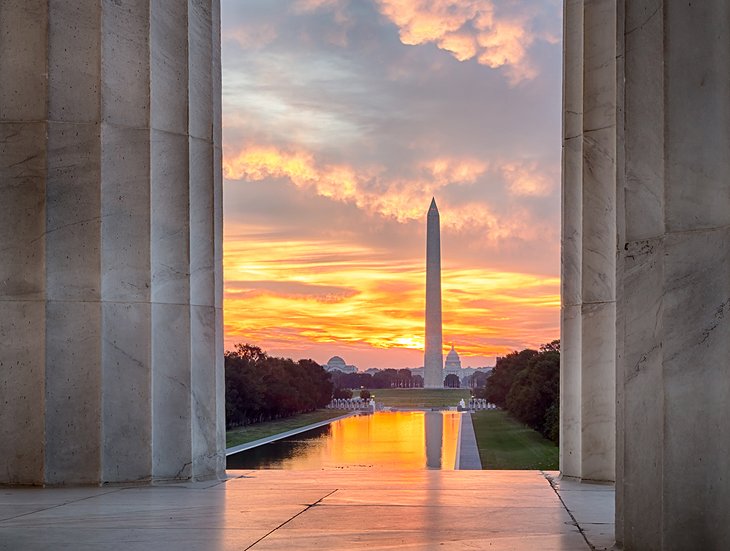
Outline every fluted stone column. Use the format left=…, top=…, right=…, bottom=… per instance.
left=616, top=1, right=730, bottom=548
left=559, top=0, right=583, bottom=479
left=565, top=0, right=730, bottom=548
left=0, top=0, right=224, bottom=485
left=579, top=0, right=617, bottom=483
left=560, top=0, right=617, bottom=483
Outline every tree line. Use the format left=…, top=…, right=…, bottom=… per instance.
left=225, top=344, right=333, bottom=429
left=225, top=340, right=560, bottom=442
left=477, top=340, right=560, bottom=443
left=329, top=368, right=423, bottom=391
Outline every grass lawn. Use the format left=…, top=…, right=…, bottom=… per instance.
left=471, top=410, right=559, bottom=470
left=366, top=388, right=471, bottom=408
left=226, top=409, right=348, bottom=448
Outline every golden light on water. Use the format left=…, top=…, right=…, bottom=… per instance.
left=330, top=412, right=431, bottom=469
left=228, top=412, right=463, bottom=470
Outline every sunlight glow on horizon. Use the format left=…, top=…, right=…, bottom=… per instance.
left=221, top=0, right=562, bottom=368
left=223, top=222, right=559, bottom=367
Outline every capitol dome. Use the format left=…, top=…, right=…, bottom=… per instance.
left=327, top=356, right=347, bottom=370
left=444, top=345, right=462, bottom=372
left=324, top=356, right=358, bottom=373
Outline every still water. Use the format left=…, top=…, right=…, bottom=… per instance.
left=227, top=411, right=462, bottom=470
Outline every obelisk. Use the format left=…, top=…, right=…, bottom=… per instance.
left=424, top=198, right=444, bottom=388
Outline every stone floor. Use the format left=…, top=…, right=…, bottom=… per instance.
left=0, top=470, right=614, bottom=550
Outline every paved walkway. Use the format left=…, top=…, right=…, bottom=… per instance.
left=0, top=470, right=614, bottom=550
left=457, top=412, right=482, bottom=469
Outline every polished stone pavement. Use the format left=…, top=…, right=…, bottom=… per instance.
left=0, top=470, right=614, bottom=550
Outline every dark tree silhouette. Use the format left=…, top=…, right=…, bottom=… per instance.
left=225, top=344, right=334, bottom=429
left=480, top=341, right=560, bottom=443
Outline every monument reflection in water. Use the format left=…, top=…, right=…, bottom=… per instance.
left=227, top=411, right=461, bottom=470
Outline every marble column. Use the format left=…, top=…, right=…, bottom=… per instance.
left=579, top=0, right=617, bottom=483
left=0, top=0, right=224, bottom=485
left=560, top=0, right=617, bottom=483
left=559, top=0, right=584, bottom=479
left=565, top=0, right=730, bottom=548
left=616, top=1, right=730, bottom=548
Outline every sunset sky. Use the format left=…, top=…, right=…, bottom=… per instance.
left=221, top=0, right=562, bottom=369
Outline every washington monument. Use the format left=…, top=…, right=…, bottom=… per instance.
left=424, top=198, right=444, bottom=388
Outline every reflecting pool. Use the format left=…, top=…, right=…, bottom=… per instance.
left=227, top=411, right=462, bottom=470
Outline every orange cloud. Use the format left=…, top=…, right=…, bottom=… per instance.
left=223, top=144, right=558, bottom=246
left=422, top=157, right=488, bottom=184
left=378, top=0, right=480, bottom=44
left=223, top=222, right=559, bottom=366
left=438, top=31, right=478, bottom=61
left=500, top=160, right=555, bottom=197
left=373, top=0, right=542, bottom=84
left=475, top=18, right=537, bottom=82
left=223, top=145, right=371, bottom=208
left=223, top=23, right=277, bottom=50
left=224, top=145, right=490, bottom=224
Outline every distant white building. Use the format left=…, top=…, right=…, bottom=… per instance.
left=440, top=345, right=494, bottom=387
left=444, top=344, right=462, bottom=375
left=324, top=356, right=358, bottom=374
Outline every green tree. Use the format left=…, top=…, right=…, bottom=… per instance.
left=483, top=349, right=538, bottom=407
left=224, top=344, right=334, bottom=428
left=481, top=341, right=560, bottom=443
left=469, top=371, right=489, bottom=389
left=333, top=388, right=353, bottom=399
left=397, top=368, right=413, bottom=387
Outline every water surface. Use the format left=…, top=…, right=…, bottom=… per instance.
left=227, top=411, right=461, bottom=470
